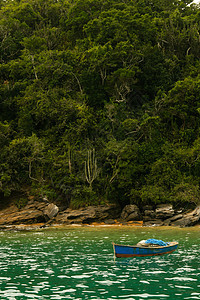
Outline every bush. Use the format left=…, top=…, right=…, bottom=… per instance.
left=70, top=186, right=99, bottom=209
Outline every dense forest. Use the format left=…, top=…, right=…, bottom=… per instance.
left=1, top=0, right=200, bottom=209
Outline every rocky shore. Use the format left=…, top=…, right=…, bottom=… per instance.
left=0, top=199, right=199, bottom=230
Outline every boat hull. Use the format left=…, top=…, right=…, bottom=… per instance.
left=113, top=242, right=178, bottom=258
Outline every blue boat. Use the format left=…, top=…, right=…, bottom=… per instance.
left=112, top=241, right=178, bottom=258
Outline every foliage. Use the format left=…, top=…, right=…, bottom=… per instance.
left=70, top=185, right=99, bottom=209
left=1, top=0, right=200, bottom=208
left=14, top=197, right=29, bottom=209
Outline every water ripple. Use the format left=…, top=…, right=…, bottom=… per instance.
left=0, top=227, right=199, bottom=299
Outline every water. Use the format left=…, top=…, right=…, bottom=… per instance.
left=0, top=226, right=199, bottom=299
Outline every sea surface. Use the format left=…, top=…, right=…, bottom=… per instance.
left=0, top=225, right=199, bottom=299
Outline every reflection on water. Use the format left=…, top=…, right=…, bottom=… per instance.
left=0, top=226, right=199, bottom=299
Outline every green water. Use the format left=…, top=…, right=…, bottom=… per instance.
left=0, top=226, right=199, bottom=299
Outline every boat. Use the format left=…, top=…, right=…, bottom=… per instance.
left=112, top=241, right=179, bottom=258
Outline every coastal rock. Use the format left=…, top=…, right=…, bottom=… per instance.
left=23, top=201, right=47, bottom=211
left=104, top=219, right=116, bottom=225
left=120, top=205, right=140, bottom=221
left=44, top=203, right=59, bottom=219
left=143, top=209, right=156, bottom=220
left=172, top=216, right=198, bottom=227
left=143, top=219, right=164, bottom=226
left=163, top=214, right=183, bottom=226
left=172, top=205, right=200, bottom=227
left=155, top=204, right=174, bottom=219
left=0, top=200, right=47, bottom=225
left=0, top=204, right=18, bottom=216
left=0, top=197, right=199, bottom=228
left=55, top=204, right=121, bottom=224
left=0, top=208, right=45, bottom=225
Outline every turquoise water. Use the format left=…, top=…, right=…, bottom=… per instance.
left=0, top=226, right=199, bottom=299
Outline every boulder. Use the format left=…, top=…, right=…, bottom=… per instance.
left=55, top=204, right=121, bottom=224
left=104, top=219, right=116, bottom=225
left=44, top=203, right=59, bottom=219
left=172, top=205, right=200, bottom=227
left=0, top=208, right=45, bottom=225
left=143, top=209, right=156, bottom=221
left=143, top=219, right=164, bottom=226
left=23, top=201, right=47, bottom=211
left=126, top=212, right=140, bottom=221
left=120, top=205, right=140, bottom=221
left=172, top=216, right=198, bottom=227
left=0, top=200, right=48, bottom=225
left=155, top=204, right=174, bottom=219
left=163, top=214, right=183, bottom=226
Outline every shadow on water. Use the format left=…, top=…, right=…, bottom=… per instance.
left=114, top=255, right=164, bottom=266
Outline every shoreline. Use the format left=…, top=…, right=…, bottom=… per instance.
left=0, top=201, right=199, bottom=230
left=1, top=222, right=200, bottom=231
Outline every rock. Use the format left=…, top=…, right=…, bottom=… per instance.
left=104, top=219, right=116, bottom=224
left=0, top=200, right=49, bottom=225
left=44, top=203, right=59, bottom=219
left=0, top=200, right=62, bottom=226
left=0, top=224, right=46, bottom=231
left=174, top=208, right=184, bottom=214
left=169, top=214, right=184, bottom=221
left=143, top=216, right=154, bottom=222
left=0, top=197, right=199, bottom=228
left=192, top=205, right=200, bottom=216
left=24, top=202, right=47, bottom=211
left=172, top=216, right=198, bottom=227
left=55, top=204, right=121, bottom=224
left=42, top=196, right=49, bottom=203
left=0, top=209, right=45, bottom=225
left=155, top=204, right=174, bottom=219
left=126, top=212, right=140, bottom=221
left=143, top=219, right=164, bottom=226
left=144, top=209, right=156, bottom=220
left=0, top=205, right=18, bottom=217
left=163, top=214, right=183, bottom=226
left=172, top=205, right=200, bottom=227
left=120, top=205, right=140, bottom=221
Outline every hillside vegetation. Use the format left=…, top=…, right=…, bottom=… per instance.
left=1, top=0, right=200, bottom=209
